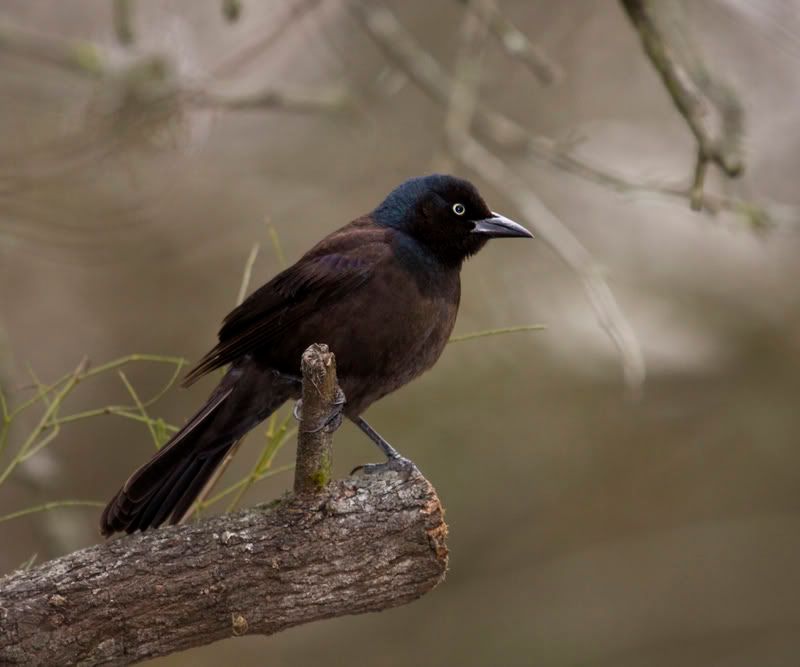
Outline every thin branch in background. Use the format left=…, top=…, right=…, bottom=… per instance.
left=0, top=500, right=105, bottom=526
left=351, top=1, right=646, bottom=393
left=118, top=370, right=162, bottom=448
left=236, top=243, right=260, bottom=305
left=620, top=0, right=744, bottom=210
left=452, top=133, right=646, bottom=393
left=0, top=355, right=185, bottom=491
left=225, top=414, right=296, bottom=512
left=222, top=0, right=243, bottom=23
left=16, top=552, right=37, bottom=572
left=183, top=240, right=264, bottom=517
left=0, top=10, right=347, bottom=202
left=0, top=357, right=87, bottom=487
left=268, top=220, right=287, bottom=268
left=449, top=324, right=546, bottom=344
left=210, top=0, right=322, bottom=78
left=196, top=463, right=294, bottom=509
left=0, top=384, right=11, bottom=460
left=188, top=85, right=350, bottom=114
left=112, top=0, right=135, bottom=46
left=190, top=233, right=292, bottom=517
left=351, top=2, right=795, bottom=229
left=436, top=0, right=492, bottom=171
left=455, top=0, right=562, bottom=85
left=0, top=20, right=107, bottom=78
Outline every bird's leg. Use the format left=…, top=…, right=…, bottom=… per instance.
left=292, top=386, right=347, bottom=433
left=350, top=416, right=418, bottom=475
left=272, top=369, right=303, bottom=385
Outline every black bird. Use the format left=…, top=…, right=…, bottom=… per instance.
left=100, top=174, right=533, bottom=536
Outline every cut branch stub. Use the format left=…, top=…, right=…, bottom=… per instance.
left=294, top=343, right=340, bottom=495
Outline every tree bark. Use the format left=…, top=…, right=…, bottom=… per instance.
left=0, top=467, right=447, bottom=666
left=0, top=345, right=449, bottom=665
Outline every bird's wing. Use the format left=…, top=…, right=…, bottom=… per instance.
left=183, top=244, right=377, bottom=385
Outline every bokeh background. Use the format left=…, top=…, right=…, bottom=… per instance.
left=1, top=1, right=800, bottom=665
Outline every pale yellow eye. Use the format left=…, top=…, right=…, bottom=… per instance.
left=453, top=203, right=466, bottom=216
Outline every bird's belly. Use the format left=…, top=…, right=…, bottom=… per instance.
left=258, top=260, right=459, bottom=416
left=333, top=282, right=458, bottom=415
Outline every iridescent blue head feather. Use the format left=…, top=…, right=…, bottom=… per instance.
left=372, top=174, right=532, bottom=265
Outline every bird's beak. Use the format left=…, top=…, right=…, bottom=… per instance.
left=471, top=212, right=534, bottom=239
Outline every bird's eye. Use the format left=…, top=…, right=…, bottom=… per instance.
left=452, top=203, right=466, bottom=216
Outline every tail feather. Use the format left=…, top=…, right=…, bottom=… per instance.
left=170, top=450, right=230, bottom=524
left=100, top=363, right=297, bottom=536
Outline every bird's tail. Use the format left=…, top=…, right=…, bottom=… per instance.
left=100, top=362, right=297, bottom=536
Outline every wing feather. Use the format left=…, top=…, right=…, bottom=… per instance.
left=182, top=249, right=374, bottom=385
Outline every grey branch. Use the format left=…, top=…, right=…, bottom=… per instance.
left=355, top=2, right=790, bottom=228
left=455, top=0, right=562, bottom=85
left=0, top=346, right=448, bottom=666
left=351, top=1, right=646, bottom=393
left=190, top=86, right=350, bottom=114
left=620, top=0, right=744, bottom=208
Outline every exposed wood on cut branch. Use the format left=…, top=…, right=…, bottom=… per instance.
left=294, top=343, right=340, bottom=495
left=0, top=345, right=448, bottom=666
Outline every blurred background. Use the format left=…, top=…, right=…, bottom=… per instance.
left=1, top=1, right=800, bottom=665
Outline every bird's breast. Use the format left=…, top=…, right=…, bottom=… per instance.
left=333, top=260, right=460, bottom=414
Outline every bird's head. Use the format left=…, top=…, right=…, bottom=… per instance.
left=373, top=174, right=533, bottom=266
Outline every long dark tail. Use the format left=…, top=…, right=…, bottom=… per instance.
left=100, top=362, right=297, bottom=536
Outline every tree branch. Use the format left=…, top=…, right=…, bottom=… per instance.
left=620, top=0, right=744, bottom=208
left=454, top=0, right=562, bottom=85
left=351, top=1, right=646, bottom=393
left=294, top=343, right=339, bottom=495
left=0, top=346, right=448, bottom=665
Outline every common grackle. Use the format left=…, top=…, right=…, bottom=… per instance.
left=100, top=174, right=533, bottom=535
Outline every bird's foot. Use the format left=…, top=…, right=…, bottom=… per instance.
left=292, top=387, right=347, bottom=433
left=351, top=455, right=419, bottom=479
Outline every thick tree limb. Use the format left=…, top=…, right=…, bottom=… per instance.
left=0, top=347, right=448, bottom=665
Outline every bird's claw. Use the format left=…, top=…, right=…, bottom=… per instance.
left=351, top=455, right=419, bottom=479
left=293, top=388, right=347, bottom=434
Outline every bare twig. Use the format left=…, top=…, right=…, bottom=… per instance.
left=449, top=324, right=546, bottom=344
left=352, top=2, right=793, bottom=227
left=189, top=86, right=349, bottom=114
left=451, top=133, right=646, bottom=392
left=236, top=243, right=260, bottom=306
left=0, top=21, right=107, bottom=77
left=112, top=0, right=135, bottom=46
left=0, top=500, right=105, bottom=526
left=222, top=0, right=243, bottom=23
left=352, top=1, right=646, bottom=392
left=440, top=0, right=492, bottom=169
left=455, top=0, right=562, bottom=84
left=620, top=0, right=744, bottom=209
left=210, top=0, right=322, bottom=78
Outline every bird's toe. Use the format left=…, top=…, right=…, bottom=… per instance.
left=351, top=456, right=419, bottom=479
